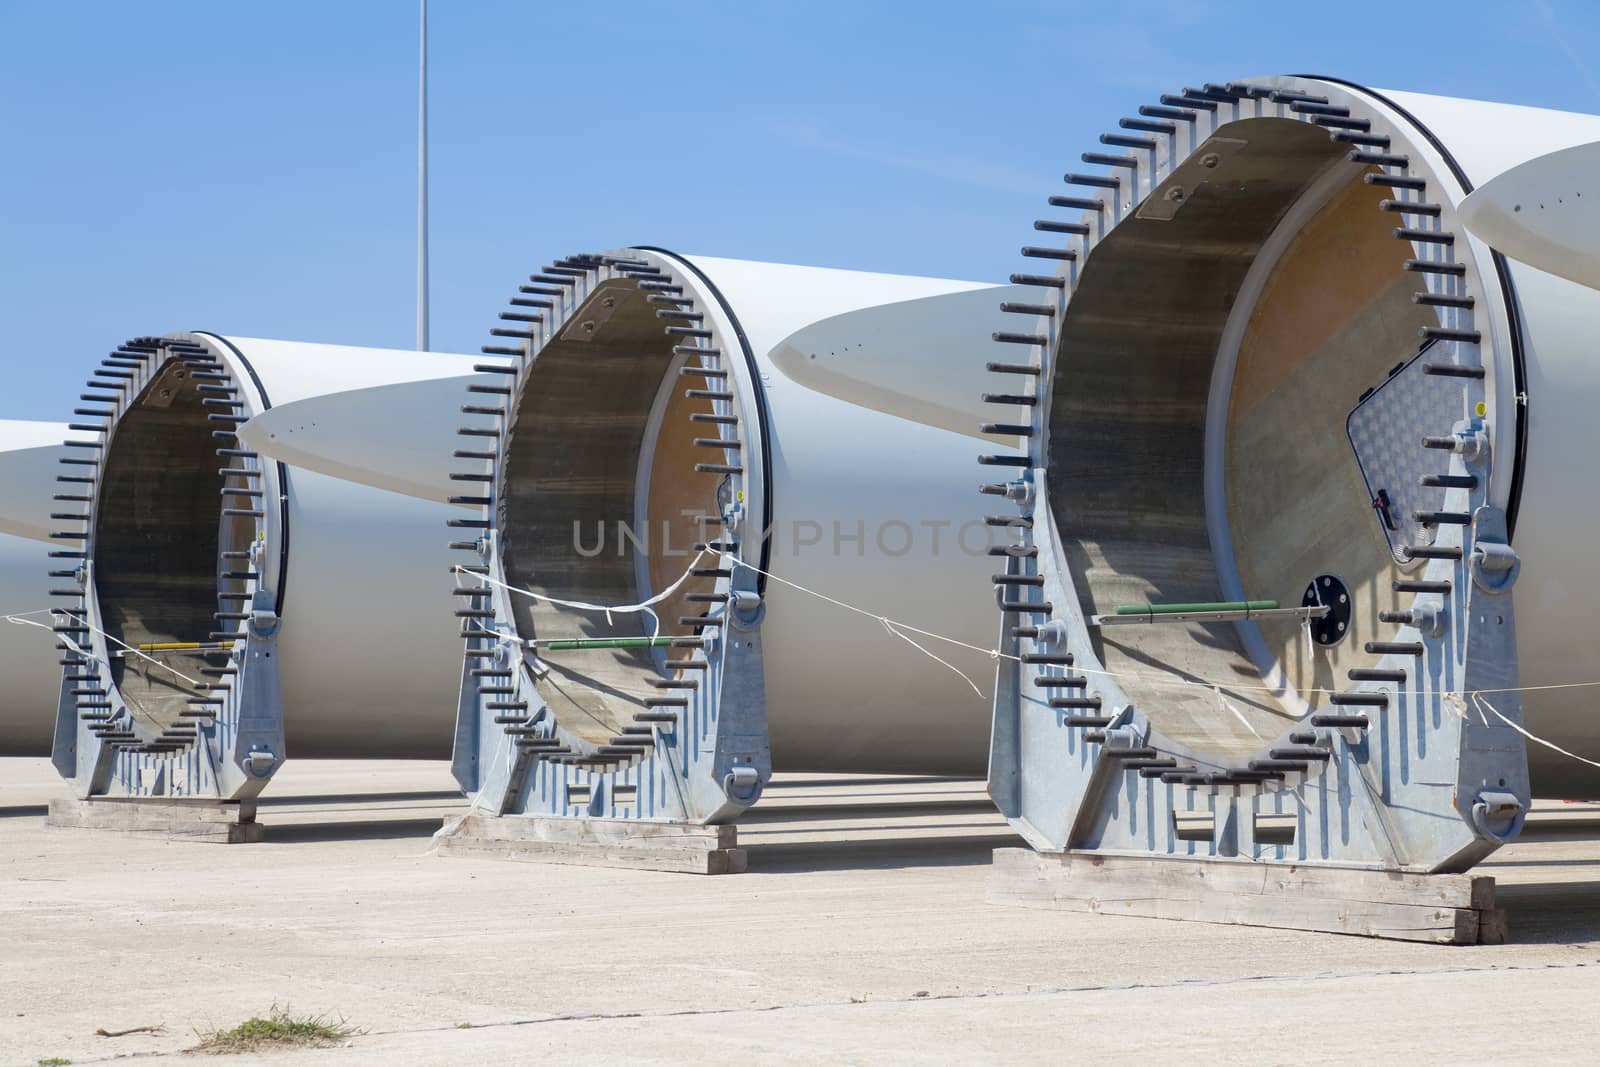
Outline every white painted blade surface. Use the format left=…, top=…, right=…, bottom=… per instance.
left=0, top=420, right=71, bottom=543
left=238, top=374, right=489, bottom=504
left=768, top=286, right=1027, bottom=441
left=1459, top=141, right=1600, bottom=290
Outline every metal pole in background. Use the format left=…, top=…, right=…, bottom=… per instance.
left=417, top=0, right=430, bottom=351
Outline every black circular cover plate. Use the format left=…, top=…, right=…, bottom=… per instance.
left=1302, top=574, right=1351, bottom=646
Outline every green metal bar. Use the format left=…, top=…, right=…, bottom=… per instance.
left=121, top=641, right=231, bottom=655
left=538, top=637, right=680, bottom=651
left=1112, top=600, right=1279, bottom=616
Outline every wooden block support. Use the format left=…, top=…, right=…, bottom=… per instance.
left=989, top=848, right=1504, bottom=945
left=433, top=813, right=746, bottom=875
left=45, top=796, right=264, bottom=844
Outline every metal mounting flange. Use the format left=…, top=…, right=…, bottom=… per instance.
left=449, top=250, right=774, bottom=825
left=984, top=75, right=1530, bottom=874
left=50, top=332, right=288, bottom=802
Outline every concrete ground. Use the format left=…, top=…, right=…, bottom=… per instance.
left=3, top=759, right=1600, bottom=1065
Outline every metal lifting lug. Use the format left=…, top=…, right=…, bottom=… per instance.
left=1471, top=790, right=1526, bottom=843
left=728, top=588, right=765, bottom=632
left=723, top=763, right=763, bottom=804
left=248, top=609, right=280, bottom=637
left=1467, top=507, right=1519, bottom=595
left=244, top=747, right=279, bottom=778
left=1471, top=540, right=1519, bottom=594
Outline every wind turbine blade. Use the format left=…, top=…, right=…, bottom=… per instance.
left=1460, top=141, right=1600, bottom=290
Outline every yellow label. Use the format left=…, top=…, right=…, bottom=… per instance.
left=1475, top=401, right=1488, bottom=417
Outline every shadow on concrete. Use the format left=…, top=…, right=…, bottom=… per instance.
left=765, top=776, right=984, bottom=790
left=748, top=821, right=1006, bottom=838
left=742, top=798, right=998, bottom=823
left=1496, top=881, right=1600, bottom=945
left=262, top=818, right=445, bottom=844
left=747, top=832, right=1021, bottom=873
left=1520, top=819, right=1600, bottom=841
left=257, top=790, right=463, bottom=808
left=0, top=804, right=48, bottom=819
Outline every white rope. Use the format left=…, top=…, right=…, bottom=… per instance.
left=455, top=548, right=707, bottom=641
left=718, top=555, right=1600, bottom=773
left=4, top=610, right=205, bottom=688
left=718, top=556, right=1600, bottom=702
left=1471, top=691, right=1600, bottom=771
left=725, top=556, right=1004, bottom=701
left=878, top=617, right=985, bottom=699
left=724, top=557, right=1020, bottom=664
left=1214, top=685, right=1261, bottom=739
left=20, top=547, right=1600, bottom=777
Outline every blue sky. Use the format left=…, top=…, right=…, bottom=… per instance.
left=2, top=0, right=1597, bottom=419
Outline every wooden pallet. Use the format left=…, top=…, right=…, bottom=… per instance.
left=46, top=796, right=263, bottom=843
left=989, top=848, right=1504, bottom=944
left=433, top=813, right=746, bottom=875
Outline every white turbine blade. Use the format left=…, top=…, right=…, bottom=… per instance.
left=237, top=374, right=485, bottom=504
left=206, top=337, right=489, bottom=504
left=768, top=285, right=1021, bottom=440
left=1459, top=141, right=1600, bottom=290
left=0, top=420, right=72, bottom=543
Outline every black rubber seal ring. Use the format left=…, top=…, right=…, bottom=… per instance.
left=1291, top=74, right=1529, bottom=538
left=197, top=332, right=292, bottom=614
left=633, top=246, right=774, bottom=592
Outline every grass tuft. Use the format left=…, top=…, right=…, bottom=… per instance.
left=38, top=1058, right=72, bottom=1066
left=194, top=1005, right=360, bottom=1054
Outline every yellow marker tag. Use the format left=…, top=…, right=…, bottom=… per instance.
left=1475, top=401, right=1488, bottom=417
left=737, top=490, right=745, bottom=502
